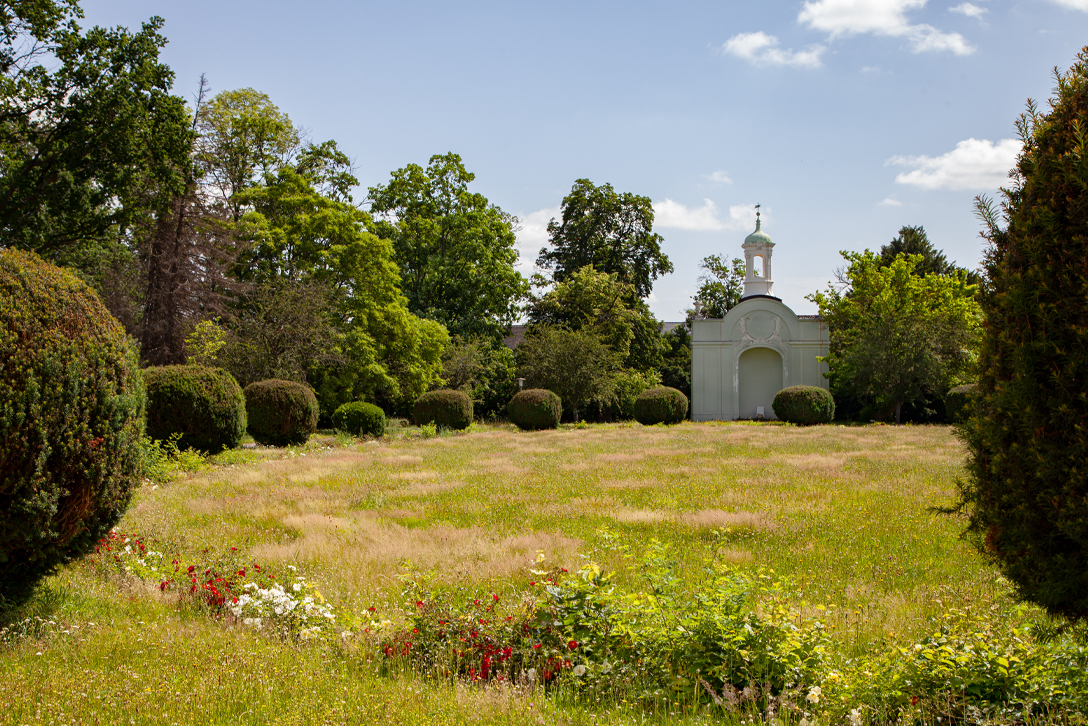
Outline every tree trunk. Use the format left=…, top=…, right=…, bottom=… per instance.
left=895, top=401, right=902, bottom=425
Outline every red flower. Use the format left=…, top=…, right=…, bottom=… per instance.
left=533, top=643, right=542, bottom=650
left=415, top=600, right=424, bottom=608
left=187, top=565, right=195, bottom=573
left=237, top=569, right=245, bottom=577
left=529, top=581, right=536, bottom=586
left=159, top=581, right=168, bottom=591
left=568, top=640, right=578, bottom=650
left=911, top=696, right=921, bottom=706
left=492, top=594, right=499, bottom=602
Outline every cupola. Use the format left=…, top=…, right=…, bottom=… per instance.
left=741, top=207, right=776, bottom=299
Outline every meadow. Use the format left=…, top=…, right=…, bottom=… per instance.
left=2, top=421, right=1084, bottom=726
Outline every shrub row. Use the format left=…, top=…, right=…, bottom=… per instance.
left=773, top=385, right=835, bottom=425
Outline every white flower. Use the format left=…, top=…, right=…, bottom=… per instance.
left=849, top=708, right=863, bottom=726
left=807, top=686, right=822, bottom=704
left=800, top=719, right=812, bottom=726
left=293, top=583, right=302, bottom=592
left=573, top=664, right=587, bottom=677
left=600, top=662, right=612, bottom=675
left=527, top=668, right=538, bottom=681
left=242, top=617, right=262, bottom=628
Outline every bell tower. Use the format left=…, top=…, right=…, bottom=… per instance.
left=741, top=205, right=776, bottom=299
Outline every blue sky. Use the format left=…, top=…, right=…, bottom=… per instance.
left=84, top=0, right=1088, bottom=319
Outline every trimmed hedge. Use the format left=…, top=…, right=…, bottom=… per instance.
left=145, top=365, right=246, bottom=453
left=633, top=386, right=689, bottom=425
left=414, top=389, right=473, bottom=430
left=244, top=379, right=318, bottom=447
left=772, top=386, right=835, bottom=425
left=0, top=250, right=146, bottom=604
left=945, top=383, right=977, bottom=423
left=332, top=401, right=386, bottom=437
left=508, top=389, right=562, bottom=430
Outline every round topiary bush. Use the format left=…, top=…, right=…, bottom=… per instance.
left=244, top=379, right=319, bottom=447
left=945, top=383, right=977, bottom=423
left=633, top=386, right=689, bottom=425
left=0, top=249, right=146, bottom=604
left=145, top=365, right=246, bottom=453
left=332, top=401, right=386, bottom=438
left=507, top=389, right=562, bottom=431
left=413, top=389, right=473, bottom=430
left=772, top=386, right=835, bottom=425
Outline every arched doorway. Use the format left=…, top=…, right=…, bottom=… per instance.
left=738, top=347, right=783, bottom=419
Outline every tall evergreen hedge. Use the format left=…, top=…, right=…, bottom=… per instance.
left=145, top=365, right=246, bottom=453
left=0, top=250, right=146, bottom=604
left=957, top=47, right=1088, bottom=620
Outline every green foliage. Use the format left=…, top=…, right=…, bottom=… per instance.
left=810, top=250, right=981, bottom=424
left=441, top=336, right=517, bottom=420
left=368, top=153, right=529, bottom=342
left=517, top=325, right=621, bottom=422
left=243, top=379, right=318, bottom=447
left=945, top=383, right=977, bottom=423
left=536, top=179, right=673, bottom=298
left=234, top=165, right=448, bottom=414
left=772, top=385, right=835, bottom=425
left=144, top=365, right=246, bottom=453
left=958, top=47, right=1088, bottom=622
left=413, top=389, right=473, bottom=430
left=632, top=386, right=688, bottom=425
left=0, top=249, right=145, bottom=605
left=184, top=319, right=227, bottom=368
left=527, top=265, right=665, bottom=374
left=331, top=401, right=386, bottom=438
left=692, top=255, right=746, bottom=319
left=658, top=324, right=691, bottom=401
left=141, top=433, right=205, bottom=481
left=507, top=389, right=562, bottom=430
left=595, top=369, right=662, bottom=422
left=0, top=7, right=193, bottom=260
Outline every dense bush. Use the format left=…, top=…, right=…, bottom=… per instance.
left=772, top=385, right=835, bottom=425
left=0, top=250, right=146, bottom=604
left=945, top=383, right=977, bottom=422
left=633, top=386, right=688, bottom=425
left=145, top=365, right=246, bottom=453
left=332, top=401, right=386, bottom=437
left=959, top=48, right=1088, bottom=621
left=244, top=379, right=318, bottom=447
left=507, top=389, right=562, bottom=430
left=413, top=389, right=473, bottom=430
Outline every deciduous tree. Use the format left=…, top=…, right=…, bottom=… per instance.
left=368, top=153, right=528, bottom=342
left=537, top=179, right=673, bottom=298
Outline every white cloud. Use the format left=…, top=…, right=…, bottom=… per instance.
left=707, top=170, right=733, bottom=184
left=722, top=31, right=825, bottom=68
left=888, top=138, right=1020, bottom=190
left=798, top=0, right=974, bottom=54
left=513, top=207, right=559, bottom=274
left=1047, top=0, right=1088, bottom=9
left=654, top=199, right=727, bottom=231
left=879, top=197, right=903, bottom=206
left=950, top=3, right=987, bottom=18
left=653, top=199, right=764, bottom=232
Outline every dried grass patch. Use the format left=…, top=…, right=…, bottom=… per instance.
left=716, top=548, right=754, bottom=563
left=611, top=509, right=666, bottom=524
left=252, top=518, right=582, bottom=582
left=595, top=453, right=646, bottom=463
left=782, top=453, right=849, bottom=477
left=678, top=509, right=776, bottom=531
left=391, top=471, right=439, bottom=481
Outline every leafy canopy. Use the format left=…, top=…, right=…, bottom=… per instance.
left=537, top=179, right=673, bottom=299
left=692, top=254, right=745, bottom=319
left=516, top=325, right=621, bottom=422
left=810, top=250, right=980, bottom=423
left=0, top=3, right=193, bottom=259
left=368, top=153, right=529, bottom=342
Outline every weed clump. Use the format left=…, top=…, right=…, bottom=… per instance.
left=413, top=389, right=473, bottom=430
left=507, top=388, right=562, bottom=430
left=332, top=401, right=386, bottom=437
left=145, top=364, right=246, bottom=453
left=244, top=379, right=319, bottom=447
left=0, top=250, right=145, bottom=605
left=772, top=385, right=835, bottom=425
left=633, top=386, right=688, bottom=425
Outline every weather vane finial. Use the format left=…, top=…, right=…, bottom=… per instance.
left=755, top=203, right=761, bottom=223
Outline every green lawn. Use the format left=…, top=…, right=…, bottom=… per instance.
left=2, top=422, right=1080, bottom=725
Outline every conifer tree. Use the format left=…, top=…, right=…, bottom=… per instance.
left=958, top=47, right=1088, bottom=620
